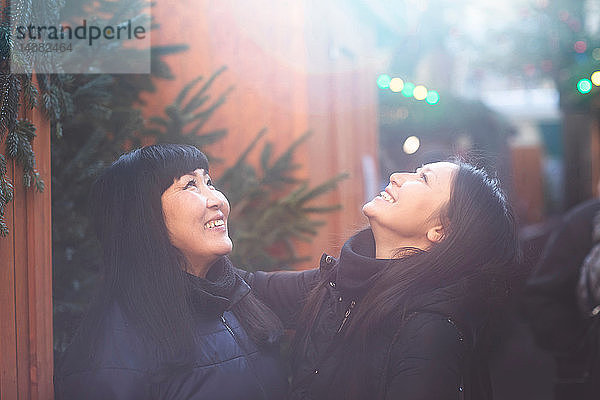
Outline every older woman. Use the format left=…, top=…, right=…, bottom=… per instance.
left=243, top=161, right=521, bottom=400
left=55, top=144, right=287, bottom=400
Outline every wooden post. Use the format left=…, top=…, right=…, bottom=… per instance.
left=0, top=104, right=53, bottom=399
left=563, top=111, right=593, bottom=208
left=509, top=144, right=545, bottom=224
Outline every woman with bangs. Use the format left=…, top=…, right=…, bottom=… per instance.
left=243, top=161, right=521, bottom=400
left=55, top=144, right=287, bottom=400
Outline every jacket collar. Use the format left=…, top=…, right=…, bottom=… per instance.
left=336, top=229, right=390, bottom=293
left=334, top=229, right=482, bottom=331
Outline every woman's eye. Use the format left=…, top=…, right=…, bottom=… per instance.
left=420, top=173, right=428, bottom=183
left=184, top=179, right=197, bottom=189
left=206, top=178, right=215, bottom=188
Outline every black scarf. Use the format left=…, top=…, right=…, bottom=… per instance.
left=185, top=256, right=250, bottom=317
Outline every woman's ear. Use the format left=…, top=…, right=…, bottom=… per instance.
left=426, top=224, right=445, bottom=244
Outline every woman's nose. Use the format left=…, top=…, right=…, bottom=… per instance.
left=390, top=172, right=418, bottom=187
left=390, top=172, right=407, bottom=186
left=206, top=192, right=224, bottom=209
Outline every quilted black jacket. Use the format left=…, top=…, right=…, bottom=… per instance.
left=55, top=257, right=288, bottom=400
left=243, top=229, right=492, bottom=400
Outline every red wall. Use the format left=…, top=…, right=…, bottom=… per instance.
left=143, top=0, right=380, bottom=266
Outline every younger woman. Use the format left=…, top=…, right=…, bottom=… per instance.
left=244, top=161, right=520, bottom=400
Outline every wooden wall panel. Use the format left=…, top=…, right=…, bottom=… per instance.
left=0, top=99, right=53, bottom=399
left=144, top=0, right=380, bottom=267
left=0, top=156, right=18, bottom=400
left=24, top=108, right=53, bottom=400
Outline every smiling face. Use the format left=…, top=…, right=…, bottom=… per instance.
left=161, top=169, right=232, bottom=276
left=362, top=161, right=458, bottom=256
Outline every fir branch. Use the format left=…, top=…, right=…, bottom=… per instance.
left=294, top=173, right=348, bottom=204
left=174, top=76, right=204, bottom=107
left=220, top=128, right=267, bottom=178
left=0, top=73, right=10, bottom=139
left=5, top=119, right=43, bottom=192
left=145, top=70, right=232, bottom=158
left=261, top=132, right=310, bottom=186
left=181, top=67, right=227, bottom=115
left=0, top=74, right=20, bottom=140
left=0, top=155, right=13, bottom=235
left=222, top=130, right=347, bottom=269
left=260, top=141, right=273, bottom=172
left=22, top=74, right=39, bottom=110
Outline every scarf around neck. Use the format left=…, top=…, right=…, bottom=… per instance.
left=185, top=256, right=250, bottom=316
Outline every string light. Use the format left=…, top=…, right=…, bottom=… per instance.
left=413, top=85, right=428, bottom=100
left=389, top=78, right=404, bottom=93
left=377, top=74, right=391, bottom=89
left=401, top=82, right=415, bottom=97
left=376, top=74, right=439, bottom=106
left=426, top=91, right=440, bottom=105
left=591, top=71, right=600, bottom=86
left=577, top=78, right=592, bottom=94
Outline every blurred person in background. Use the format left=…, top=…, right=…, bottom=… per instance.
left=241, top=161, right=521, bottom=400
left=524, top=195, right=600, bottom=400
left=54, top=144, right=287, bottom=400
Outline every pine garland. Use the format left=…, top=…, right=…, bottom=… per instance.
left=0, top=73, right=45, bottom=235
left=0, top=0, right=60, bottom=236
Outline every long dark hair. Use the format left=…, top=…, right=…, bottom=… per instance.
left=63, top=144, right=282, bottom=374
left=294, top=162, right=521, bottom=398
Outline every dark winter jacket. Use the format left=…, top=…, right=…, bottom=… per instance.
left=523, top=198, right=600, bottom=399
left=55, top=257, right=288, bottom=400
left=243, top=229, right=492, bottom=400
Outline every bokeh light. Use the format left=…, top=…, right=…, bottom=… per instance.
left=377, top=74, right=391, bottom=89
left=426, top=91, right=440, bottom=105
left=401, top=82, right=415, bottom=97
left=574, top=40, right=587, bottom=53
left=403, top=136, right=420, bottom=154
left=577, top=78, right=592, bottom=94
left=591, top=71, right=600, bottom=86
left=413, top=85, right=428, bottom=100
left=389, top=78, right=404, bottom=93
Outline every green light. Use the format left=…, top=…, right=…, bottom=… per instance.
left=377, top=74, right=391, bottom=89
left=578, top=78, right=592, bottom=94
left=426, top=91, right=440, bottom=105
left=401, top=82, right=415, bottom=97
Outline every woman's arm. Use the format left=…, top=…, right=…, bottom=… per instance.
left=384, top=314, right=466, bottom=400
left=237, top=268, right=322, bottom=329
